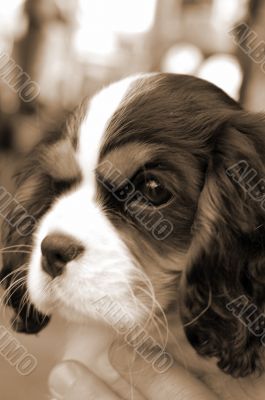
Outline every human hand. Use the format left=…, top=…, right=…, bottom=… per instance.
left=49, top=360, right=126, bottom=400
left=48, top=358, right=220, bottom=400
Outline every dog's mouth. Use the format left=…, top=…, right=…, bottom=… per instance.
left=27, top=271, right=142, bottom=325
left=26, top=248, right=160, bottom=333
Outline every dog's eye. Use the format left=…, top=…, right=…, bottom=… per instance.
left=134, top=172, right=172, bottom=206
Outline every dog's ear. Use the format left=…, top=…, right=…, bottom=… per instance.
left=0, top=267, right=50, bottom=334
left=0, top=151, right=52, bottom=334
left=180, top=111, right=265, bottom=378
left=0, top=139, right=60, bottom=334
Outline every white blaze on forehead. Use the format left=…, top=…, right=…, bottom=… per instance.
left=77, top=75, right=141, bottom=181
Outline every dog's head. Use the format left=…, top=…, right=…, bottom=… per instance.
left=2, top=73, right=265, bottom=377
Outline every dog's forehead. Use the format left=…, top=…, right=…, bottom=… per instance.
left=76, top=75, right=145, bottom=177
left=75, top=72, right=230, bottom=183
left=45, top=73, right=228, bottom=185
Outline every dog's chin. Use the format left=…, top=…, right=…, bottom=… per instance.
left=29, top=283, right=144, bottom=328
left=27, top=257, right=145, bottom=329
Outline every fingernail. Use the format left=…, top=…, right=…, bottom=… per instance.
left=49, top=361, right=78, bottom=399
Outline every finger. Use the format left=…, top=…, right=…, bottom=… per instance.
left=48, top=360, right=124, bottom=400
left=92, top=351, right=146, bottom=400
left=133, top=362, right=219, bottom=400
left=112, top=347, right=219, bottom=400
left=61, top=324, right=145, bottom=400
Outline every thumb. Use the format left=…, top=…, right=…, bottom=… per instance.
left=48, top=360, right=122, bottom=400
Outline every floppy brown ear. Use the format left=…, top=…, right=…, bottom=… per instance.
left=0, top=267, right=50, bottom=334
left=0, top=147, right=52, bottom=334
left=180, top=111, right=265, bottom=377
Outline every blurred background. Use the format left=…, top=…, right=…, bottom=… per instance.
left=0, top=0, right=265, bottom=153
left=0, top=0, right=265, bottom=399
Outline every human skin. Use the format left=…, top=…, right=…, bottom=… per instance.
left=48, top=320, right=219, bottom=400
left=49, top=358, right=220, bottom=400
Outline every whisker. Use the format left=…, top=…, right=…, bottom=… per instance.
left=3, top=278, right=28, bottom=329
left=18, top=289, right=30, bottom=316
left=183, top=289, right=212, bottom=327
left=0, top=244, right=33, bottom=250
left=133, top=284, right=168, bottom=349
left=0, top=264, right=28, bottom=287
left=3, top=277, right=27, bottom=306
left=130, top=268, right=169, bottom=335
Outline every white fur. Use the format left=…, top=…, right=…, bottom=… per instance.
left=78, top=75, right=139, bottom=181
left=27, top=76, right=144, bottom=325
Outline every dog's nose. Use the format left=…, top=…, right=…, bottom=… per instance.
left=41, top=233, right=84, bottom=278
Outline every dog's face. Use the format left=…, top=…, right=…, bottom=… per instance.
left=2, top=73, right=265, bottom=378
left=27, top=74, right=202, bottom=324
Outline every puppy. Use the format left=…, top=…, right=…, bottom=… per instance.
left=2, top=73, right=265, bottom=398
